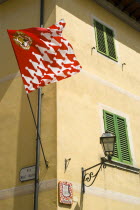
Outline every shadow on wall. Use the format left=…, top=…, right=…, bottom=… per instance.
left=0, top=0, right=56, bottom=79
left=0, top=0, right=39, bottom=99
left=12, top=82, right=57, bottom=210
left=0, top=0, right=58, bottom=209
left=44, top=0, right=56, bottom=27
left=0, top=0, right=41, bottom=80
left=57, top=0, right=140, bottom=54
left=0, top=76, right=19, bottom=102
left=13, top=88, right=37, bottom=210
left=0, top=0, right=56, bottom=81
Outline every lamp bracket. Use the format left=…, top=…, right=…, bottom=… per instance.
left=82, top=158, right=108, bottom=193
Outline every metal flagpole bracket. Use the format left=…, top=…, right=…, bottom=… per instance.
left=34, top=1, right=44, bottom=210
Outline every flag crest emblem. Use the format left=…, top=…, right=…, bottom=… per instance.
left=13, top=31, right=32, bottom=50
left=7, top=19, right=82, bottom=93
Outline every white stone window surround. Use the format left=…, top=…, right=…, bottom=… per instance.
left=98, top=103, right=136, bottom=167
left=91, top=14, right=121, bottom=65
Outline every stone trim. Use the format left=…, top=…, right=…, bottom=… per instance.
left=0, top=179, right=57, bottom=200
left=105, top=160, right=140, bottom=174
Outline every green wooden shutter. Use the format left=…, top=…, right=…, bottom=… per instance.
left=116, top=116, right=132, bottom=164
left=103, top=110, right=119, bottom=160
left=94, top=21, right=107, bottom=55
left=105, top=27, right=117, bottom=61
left=103, top=110, right=132, bottom=165
left=94, top=20, right=117, bottom=61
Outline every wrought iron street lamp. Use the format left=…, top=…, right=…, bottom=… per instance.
left=100, top=131, right=116, bottom=160
left=82, top=131, right=116, bottom=193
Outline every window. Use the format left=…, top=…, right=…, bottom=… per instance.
left=103, top=110, right=132, bottom=165
left=94, top=20, right=117, bottom=61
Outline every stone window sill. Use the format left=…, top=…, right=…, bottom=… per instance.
left=104, top=160, right=140, bottom=174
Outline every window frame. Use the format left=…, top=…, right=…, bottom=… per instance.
left=94, top=20, right=118, bottom=62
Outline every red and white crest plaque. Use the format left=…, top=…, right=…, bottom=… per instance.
left=59, top=181, right=73, bottom=205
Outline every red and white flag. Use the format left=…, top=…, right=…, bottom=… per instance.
left=7, top=19, right=82, bottom=93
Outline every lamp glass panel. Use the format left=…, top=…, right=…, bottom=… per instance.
left=102, top=138, right=114, bottom=152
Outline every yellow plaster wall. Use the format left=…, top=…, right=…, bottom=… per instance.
left=56, top=0, right=140, bottom=209
left=56, top=0, right=140, bottom=96
left=67, top=190, right=140, bottom=210
left=0, top=0, right=140, bottom=209
left=0, top=0, right=57, bottom=209
left=0, top=194, right=34, bottom=210
left=81, top=193, right=140, bottom=210
left=39, top=189, right=57, bottom=210
left=0, top=189, right=57, bottom=210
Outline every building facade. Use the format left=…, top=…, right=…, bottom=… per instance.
left=0, top=0, right=140, bottom=209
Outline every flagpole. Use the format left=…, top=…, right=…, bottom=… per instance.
left=34, top=0, right=44, bottom=210
left=34, top=88, right=41, bottom=210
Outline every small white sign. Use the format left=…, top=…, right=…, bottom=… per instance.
left=63, top=184, right=70, bottom=197
left=20, top=166, right=35, bottom=182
